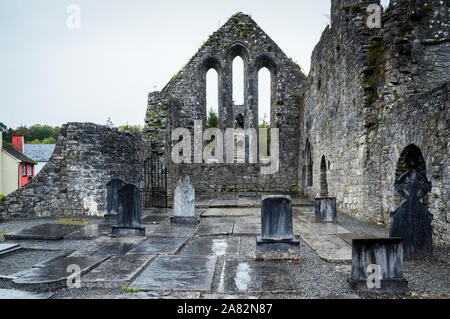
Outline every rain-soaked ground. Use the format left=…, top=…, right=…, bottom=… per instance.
left=0, top=193, right=448, bottom=299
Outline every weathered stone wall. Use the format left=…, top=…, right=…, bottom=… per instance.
left=144, top=13, right=307, bottom=198
left=0, top=123, right=144, bottom=218
left=300, top=0, right=449, bottom=245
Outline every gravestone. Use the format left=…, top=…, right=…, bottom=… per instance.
left=347, top=238, right=408, bottom=293
left=390, top=170, right=433, bottom=258
left=104, top=179, right=125, bottom=223
left=256, top=195, right=299, bottom=260
left=314, top=197, right=337, bottom=222
left=170, top=176, right=198, bottom=224
left=111, top=184, right=145, bottom=236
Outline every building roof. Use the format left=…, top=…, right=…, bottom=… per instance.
left=23, top=144, right=56, bottom=162
left=2, top=142, right=37, bottom=164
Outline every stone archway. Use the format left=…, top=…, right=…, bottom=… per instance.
left=394, top=144, right=427, bottom=206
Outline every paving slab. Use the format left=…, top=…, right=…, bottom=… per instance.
left=0, top=243, right=22, bottom=256
left=202, top=208, right=259, bottom=217
left=217, top=260, right=296, bottom=293
left=92, top=241, right=138, bottom=256
left=294, top=219, right=351, bottom=236
left=233, top=223, right=261, bottom=235
left=0, top=288, right=54, bottom=299
left=209, top=199, right=238, bottom=207
left=299, top=233, right=351, bottom=262
left=131, top=255, right=217, bottom=291
left=196, top=222, right=234, bottom=236
left=184, top=238, right=240, bottom=258
left=117, top=291, right=201, bottom=299
left=83, top=255, right=154, bottom=287
left=68, top=236, right=145, bottom=257
left=64, top=223, right=111, bottom=240
left=128, top=237, right=188, bottom=255
left=146, top=224, right=197, bottom=238
left=4, top=224, right=83, bottom=240
left=141, top=215, right=169, bottom=224
left=11, top=255, right=110, bottom=289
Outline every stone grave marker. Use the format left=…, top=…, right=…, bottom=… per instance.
left=111, top=184, right=145, bottom=236
left=170, top=176, right=198, bottom=224
left=347, top=238, right=408, bottom=293
left=390, top=170, right=433, bottom=258
left=104, top=179, right=125, bottom=224
left=256, top=195, right=300, bottom=260
left=314, top=197, right=337, bottom=222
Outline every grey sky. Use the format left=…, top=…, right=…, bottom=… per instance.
left=1, top=0, right=332, bottom=129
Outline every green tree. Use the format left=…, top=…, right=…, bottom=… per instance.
left=117, top=124, right=142, bottom=133
left=207, top=108, right=218, bottom=128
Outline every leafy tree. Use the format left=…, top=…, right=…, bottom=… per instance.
left=207, top=108, right=218, bottom=128
left=117, top=124, right=142, bottom=133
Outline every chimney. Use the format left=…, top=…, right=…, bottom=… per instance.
left=12, top=135, right=24, bottom=152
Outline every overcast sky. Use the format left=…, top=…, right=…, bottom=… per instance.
left=1, top=0, right=333, bottom=129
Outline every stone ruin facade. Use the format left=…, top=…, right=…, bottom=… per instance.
left=1, top=0, right=448, bottom=246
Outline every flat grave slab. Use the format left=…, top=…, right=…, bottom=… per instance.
left=92, top=241, right=138, bottom=256
left=209, top=199, right=238, bottom=207
left=291, top=197, right=315, bottom=207
left=196, top=222, right=234, bottom=236
left=68, top=236, right=144, bottom=257
left=0, top=288, right=53, bottom=299
left=141, top=215, right=169, bottom=224
left=218, top=260, right=296, bottom=293
left=128, top=237, right=188, bottom=255
left=131, top=255, right=217, bottom=291
left=4, top=223, right=83, bottom=240
left=202, top=208, right=259, bottom=217
left=184, top=238, right=240, bottom=258
left=12, top=255, right=110, bottom=289
left=233, top=223, right=261, bottom=235
left=83, top=255, right=154, bottom=287
left=64, top=223, right=111, bottom=240
left=299, top=233, right=351, bottom=262
left=294, top=219, right=351, bottom=236
left=146, top=224, right=197, bottom=238
left=0, top=243, right=22, bottom=256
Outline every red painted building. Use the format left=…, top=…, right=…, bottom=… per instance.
left=11, top=136, right=36, bottom=186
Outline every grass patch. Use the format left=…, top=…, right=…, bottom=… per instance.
left=121, top=286, right=141, bottom=293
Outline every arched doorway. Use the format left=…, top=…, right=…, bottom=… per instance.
left=395, top=144, right=427, bottom=206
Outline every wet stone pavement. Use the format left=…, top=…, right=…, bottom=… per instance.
left=0, top=193, right=448, bottom=299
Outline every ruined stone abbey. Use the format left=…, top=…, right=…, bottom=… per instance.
left=1, top=0, right=449, bottom=246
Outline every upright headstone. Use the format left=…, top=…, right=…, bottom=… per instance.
left=314, top=197, right=337, bottom=222
left=390, top=170, right=433, bottom=258
left=104, top=179, right=125, bottom=224
left=111, top=184, right=145, bottom=236
left=347, top=238, right=408, bottom=293
left=170, top=176, right=198, bottom=224
left=256, top=195, right=300, bottom=260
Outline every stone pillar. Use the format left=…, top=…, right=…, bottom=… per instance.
left=256, top=195, right=300, bottom=260
left=104, top=179, right=125, bottom=224
left=347, top=238, right=408, bottom=293
left=170, top=176, right=198, bottom=224
left=111, top=184, right=145, bottom=236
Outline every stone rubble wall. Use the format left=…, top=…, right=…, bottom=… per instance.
left=300, top=0, right=449, bottom=246
left=0, top=123, right=144, bottom=219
